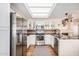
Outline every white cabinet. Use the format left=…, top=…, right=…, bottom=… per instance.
left=44, top=35, right=52, bottom=44
left=44, top=35, right=55, bottom=48
left=27, top=35, right=36, bottom=48
left=51, top=36, right=55, bottom=48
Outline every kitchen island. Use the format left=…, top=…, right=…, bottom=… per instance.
left=55, top=37, right=79, bottom=56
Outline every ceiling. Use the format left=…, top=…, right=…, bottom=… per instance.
left=50, top=3, right=79, bottom=19
left=10, top=3, right=31, bottom=19
left=10, top=3, right=79, bottom=19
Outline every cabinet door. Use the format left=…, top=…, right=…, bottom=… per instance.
left=44, top=35, right=51, bottom=44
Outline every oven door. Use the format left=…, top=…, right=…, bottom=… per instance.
left=36, top=35, right=45, bottom=45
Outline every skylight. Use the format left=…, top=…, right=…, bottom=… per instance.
left=32, top=14, right=48, bottom=17
left=32, top=14, right=48, bottom=18
left=29, top=8, right=51, bottom=13
left=25, top=1, right=56, bottom=18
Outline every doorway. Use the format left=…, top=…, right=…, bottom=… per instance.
left=10, top=12, right=27, bottom=56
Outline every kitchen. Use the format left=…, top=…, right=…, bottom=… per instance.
left=10, top=3, right=79, bottom=56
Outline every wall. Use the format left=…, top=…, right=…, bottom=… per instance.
left=27, top=18, right=62, bottom=30
left=0, top=3, right=10, bottom=56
